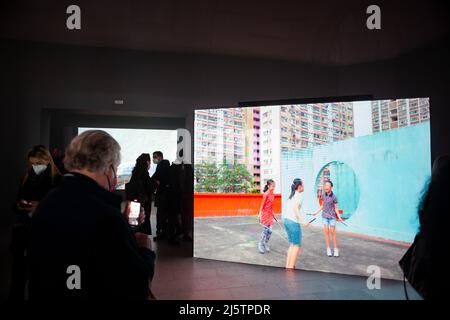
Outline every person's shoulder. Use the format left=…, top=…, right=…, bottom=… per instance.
left=38, top=179, right=66, bottom=204
left=52, top=173, right=63, bottom=185
left=162, top=159, right=171, bottom=166
left=97, top=205, right=129, bottom=235
left=31, top=182, right=69, bottom=221
left=101, top=206, right=126, bottom=222
left=289, top=192, right=301, bottom=202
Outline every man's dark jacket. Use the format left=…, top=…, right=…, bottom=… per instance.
left=151, top=159, right=171, bottom=206
left=28, top=172, right=155, bottom=300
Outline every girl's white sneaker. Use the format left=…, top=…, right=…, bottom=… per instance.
left=334, top=248, right=339, bottom=257
left=258, top=241, right=265, bottom=254
left=326, top=247, right=332, bottom=256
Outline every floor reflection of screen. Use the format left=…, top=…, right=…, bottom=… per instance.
left=77, top=127, right=177, bottom=190
left=193, top=98, right=431, bottom=280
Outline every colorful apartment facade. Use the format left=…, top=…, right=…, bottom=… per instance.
left=371, top=98, right=430, bottom=133
left=195, top=103, right=354, bottom=194
left=260, top=103, right=354, bottom=193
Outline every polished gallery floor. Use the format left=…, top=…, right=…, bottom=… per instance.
left=151, top=239, right=422, bottom=300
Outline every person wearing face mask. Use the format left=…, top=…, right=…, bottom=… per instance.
left=27, top=130, right=155, bottom=300
left=8, top=145, right=61, bottom=300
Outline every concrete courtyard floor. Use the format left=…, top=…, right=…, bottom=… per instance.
left=194, top=215, right=409, bottom=280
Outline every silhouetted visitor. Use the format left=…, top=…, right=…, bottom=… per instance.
left=125, top=153, right=154, bottom=235
left=27, top=130, right=155, bottom=299
left=400, top=155, right=450, bottom=299
left=152, top=151, right=179, bottom=244
left=9, top=145, right=61, bottom=300
left=170, top=160, right=194, bottom=241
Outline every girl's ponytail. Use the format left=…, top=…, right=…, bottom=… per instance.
left=263, top=179, right=274, bottom=193
left=289, top=178, right=303, bottom=199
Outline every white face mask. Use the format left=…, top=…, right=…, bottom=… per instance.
left=32, top=164, right=48, bottom=175
left=153, top=158, right=158, bottom=164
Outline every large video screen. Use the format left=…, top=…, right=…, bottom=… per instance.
left=78, top=127, right=177, bottom=189
left=193, top=98, right=431, bottom=279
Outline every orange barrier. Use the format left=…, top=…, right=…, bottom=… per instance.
left=194, top=193, right=281, bottom=217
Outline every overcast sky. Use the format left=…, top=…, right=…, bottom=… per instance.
left=353, top=100, right=373, bottom=137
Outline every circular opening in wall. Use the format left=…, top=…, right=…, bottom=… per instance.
left=315, top=161, right=360, bottom=220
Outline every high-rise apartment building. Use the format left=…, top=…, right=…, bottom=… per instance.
left=260, top=106, right=282, bottom=193
left=244, top=107, right=262, bottom=191
left=260, top=103, right=354, bottom=193
left=194, top=108, right=245, bottom=165
left=195, top=107, right=262, bottom=191
left=371, top=98, right=430, bottom=133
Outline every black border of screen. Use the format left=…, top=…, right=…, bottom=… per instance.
left=238, top=95, right=374, bottom=108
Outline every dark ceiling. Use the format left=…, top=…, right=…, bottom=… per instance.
left=1, top=0, right=449, bottom=65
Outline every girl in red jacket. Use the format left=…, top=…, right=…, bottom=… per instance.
left=258, top=179, right=276, bottom=254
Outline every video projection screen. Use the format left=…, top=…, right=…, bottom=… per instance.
left=78, top=127, right=177, bottom=189
left=193, top=98, right=431, bottom=280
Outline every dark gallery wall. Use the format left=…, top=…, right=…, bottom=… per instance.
left=0, top=39, right=339, bottom=298
left=337, top=36, right=450, bottom=158
left=1, top=32, right=450, bottom=298
left=0, top=39, right=340, bottom=221
left=2, top=36, right=449, bottom=205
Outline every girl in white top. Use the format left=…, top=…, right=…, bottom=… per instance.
left=282, top=178, right=310, bottom=269
left=283, top=188, right=308, bottom=224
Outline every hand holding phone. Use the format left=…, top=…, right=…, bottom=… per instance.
left=129, top=200, right=141, bottom=226
left=138, top=206, right=145, bottom=225
left=18, top=200, right=32, bottom=210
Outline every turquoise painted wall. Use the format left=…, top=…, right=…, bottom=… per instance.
left=281, top=122, right=431, bottom=243
left=315, top=161, right=360, bottom=219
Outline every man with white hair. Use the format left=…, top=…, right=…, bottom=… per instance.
left=28, top=130, right=155, bottom=299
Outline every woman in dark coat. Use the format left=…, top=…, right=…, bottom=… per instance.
left=9, top=145, right=61, bottom=300
left=125, top=153, right=154, bottom=235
